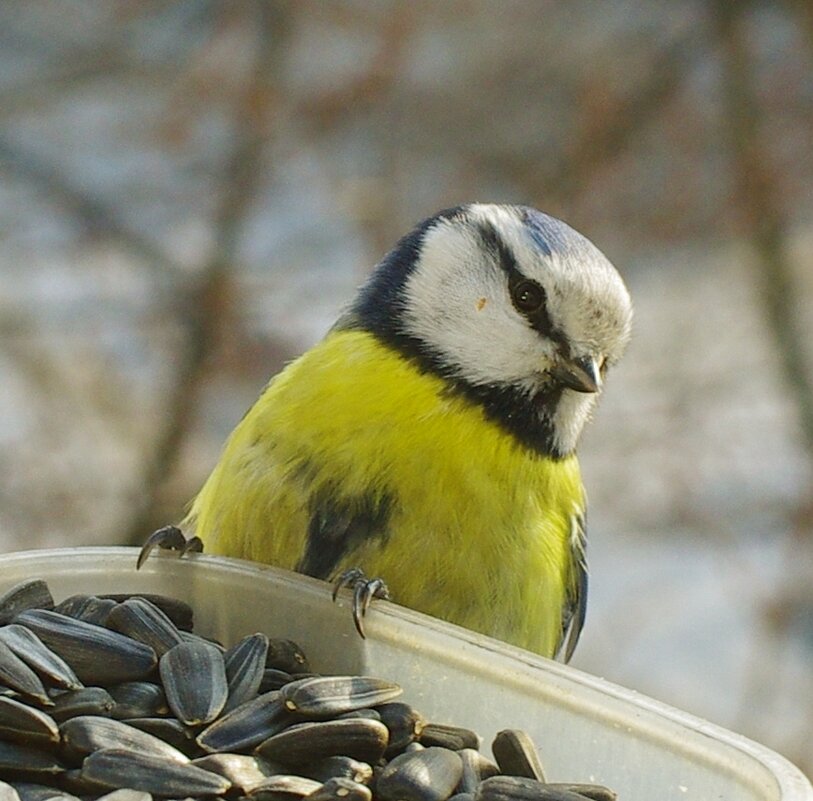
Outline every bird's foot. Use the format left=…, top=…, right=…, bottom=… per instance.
left=136, top=525, right=204, bottom=570
left=331, top=567, right=390, bottom=639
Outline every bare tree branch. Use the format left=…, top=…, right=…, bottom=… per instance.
left=714, top=0, right=813, bottom=771
left=713, top=1, right=813, bottom=463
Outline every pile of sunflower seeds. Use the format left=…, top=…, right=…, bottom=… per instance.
left=0, top=578, right=617, bottom=801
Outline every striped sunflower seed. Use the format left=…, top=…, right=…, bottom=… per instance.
left=282, top=676, right=402, bottom=719
left=0, top=640, right=51, bottom=706
left=108, top=682, right=168, bottom=719
left=196, top=690, right=290, bottom=755
left=224, top=633, right=269, bottom=712
left=80, top=749, right=231, bottom=797
left=15, top=610, right=157, bottom=684
left=0, top=624, right=82, bottom=691
left=106, top=598, right=184, bottom=658
left=0, top=580, right=54, bottom=625
left=475, top=776, right=593, bottom=801
left=491, top=730, right=546, bottom=782
left=159, top=640, right=227, bottom=726
left=255, top=718, right=389, bottom=765
left=49, top=687, right=116, bottom=722
left=60, top=715, right=189, bottom=764
left=0, top=696, right=59, bottom=746
left=376, top=746, right=463, bottom=801
left=191, top=753, right=272, bottom=792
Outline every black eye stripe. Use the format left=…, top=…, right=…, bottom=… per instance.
left=476, top=221, right=555, bottom=337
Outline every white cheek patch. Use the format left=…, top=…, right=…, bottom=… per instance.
left=400, top=223, right=556, bottom=386
left=552, top=391, right=597, bottom=455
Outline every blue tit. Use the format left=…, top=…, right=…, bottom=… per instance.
left=144, top=204, right=632, bottom=660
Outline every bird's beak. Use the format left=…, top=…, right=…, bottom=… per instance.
left=551, top=355, right=602, bottom=394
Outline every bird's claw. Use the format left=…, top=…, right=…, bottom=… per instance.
left=136, top=525, right=203, bottom=570
left=332, top=568, right=390, bottom=639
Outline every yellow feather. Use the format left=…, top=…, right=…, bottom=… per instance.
left=186, top=328, right=584, bottom=657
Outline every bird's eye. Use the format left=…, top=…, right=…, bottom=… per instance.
left=511, top=279, right=545, bottom=313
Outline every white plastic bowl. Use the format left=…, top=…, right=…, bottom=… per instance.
left=0, top=547, right=809, bottom=800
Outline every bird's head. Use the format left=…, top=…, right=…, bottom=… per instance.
left=347, top=204, right=632, bottom=458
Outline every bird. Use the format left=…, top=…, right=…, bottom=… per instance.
left=139, top=203, right=632, bottom=661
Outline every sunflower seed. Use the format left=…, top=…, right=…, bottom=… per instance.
left=109, top=682, right=168, bottom=719
left=419, top=723, right=480, bottom=752
left=305, top=777, right=372, bottom=801
left=0, top=696, right=59, bottom=746
left=106, top=599, right=184, bottom=658
left=0, top=640, right=51, bottom=705
left=265, top=640, right=309, bottom=674
left=160, top=641, right=227, bottom=726
left=299, top=756, right=373, bottom=785
left=60, top=715, right=189, bottom=763
left=0, top=625, right=82, bottom=691
left=376, top=747, right=463, bottom=801
left=15, top=610, right=157, bottom=684
left=196, top=690, right=290, bottom=754
left=50, top=687, right=116, bottom=721
left=475, top=776, right=591, bottom=801
left=0, top=740, right=64, bottom=778
left=377, top=702, right=425, bottom=756
left=282, top=676, right=402, bottom=719
left=191, top=753, right=271, bottom=792
left=255, top=718, right=389, bottom=765
left=224, top=633, right=269, bottom=712
left=0, top=580, right=54, bottom=625
left=124, top=717, right=202, bottom=758
left=80, top=749, right=231, bottom=797
left=491, top=731, right=546, bottom=782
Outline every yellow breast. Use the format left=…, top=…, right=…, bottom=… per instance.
left=186, top=329, right=584, bottom=657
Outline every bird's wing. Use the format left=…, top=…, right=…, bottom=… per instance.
left=295, top=488, right=394, bottom=580
left=557, top=509, right=588, bottom=663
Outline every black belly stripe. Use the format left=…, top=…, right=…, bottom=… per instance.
left=297, top=487, right=395, bottom=580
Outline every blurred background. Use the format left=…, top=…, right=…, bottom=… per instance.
left=1, top=0, right=812, bottom=776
